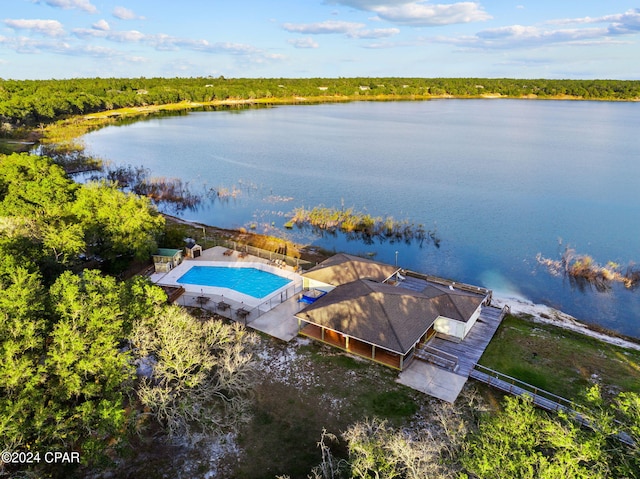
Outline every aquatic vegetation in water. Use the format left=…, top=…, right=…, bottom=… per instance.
left=537, top=247, right=640, bottom=292
left=134, top=177, right=201, bottom=211
left=285, top=205, right=439, bottom=247
left=207, top=180, right=258, bottom=202
left=91, top=164, right=203, bottom=211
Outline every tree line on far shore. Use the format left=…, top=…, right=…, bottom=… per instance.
left=2, top=77, right=639, bottom=133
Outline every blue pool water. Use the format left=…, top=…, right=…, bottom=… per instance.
left=177, top=266, right=292, bottom=299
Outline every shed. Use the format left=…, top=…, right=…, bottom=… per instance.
left=185, top=243, right=202, bottom=259
left=152, top=248, right=183, bottom=273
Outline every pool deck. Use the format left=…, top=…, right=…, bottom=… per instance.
left=152, top=246, right=303, bottom=309
left=152, top=246, right=304, bottom=341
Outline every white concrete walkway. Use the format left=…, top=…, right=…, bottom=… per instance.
left=246, top=296, right=302, bottom=342
left=396, top=361, right=468, bottom=403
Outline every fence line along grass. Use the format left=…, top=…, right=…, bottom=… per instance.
left=477, top=315, right=640, bottom=403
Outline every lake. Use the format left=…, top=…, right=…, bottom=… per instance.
left=82, top=100, right=640, bottom=337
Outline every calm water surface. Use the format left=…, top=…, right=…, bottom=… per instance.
left=83, top=100, right=640, bottom=337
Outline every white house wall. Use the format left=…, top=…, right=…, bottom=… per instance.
left=434, top=316, right=466, bottom=340
left=463, top=305, right=483, bottom=337
left=303, top=278, right=336, bottom=292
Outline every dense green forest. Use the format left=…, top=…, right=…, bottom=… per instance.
left=1, top=151, right=640, bottom=477
left=1, top=77, right=639, bottom=132
left=0, top=153, right=257, bottom=477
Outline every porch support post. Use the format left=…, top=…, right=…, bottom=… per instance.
left=321, top=327, right=325, bottom=341
left=400, top=355, right=404, bottom=370
left=372, top=345, right=376, bottom=359
left=345, top=335, right=350, bottom=351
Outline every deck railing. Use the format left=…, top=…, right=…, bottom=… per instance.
left=404, top=270, right=492, bottom=302
left=471, top=363, right=584, bottom=417
left=471, top=364, right=636, bottom=446
left=415, top=345, right=459, bottom=372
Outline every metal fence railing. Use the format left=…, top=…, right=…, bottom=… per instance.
left=405, top=270, right=492, bottom=303
left=180, top=281, right=304, bottom=324
left=471, top=363, right=636, bottom=446
left=471, top=363, right=581, bottom=416
left=209, top=238, right=315, bottom=271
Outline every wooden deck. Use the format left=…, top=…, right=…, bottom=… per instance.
left=420, top=305, right=505, bottom=378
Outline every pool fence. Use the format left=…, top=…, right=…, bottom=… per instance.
left=210, top=238, right=315, bottom=271
left=177, top=280, right=305, bottom=325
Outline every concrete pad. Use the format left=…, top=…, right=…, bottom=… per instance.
left=246, top=296, right=302, bottom=342
left=397, top=360, right=468, bottom=403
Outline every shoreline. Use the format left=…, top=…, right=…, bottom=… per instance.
left=164, top=213, right=640, bottom=351
left=38, top=92, right=637, bottom=146
left=491, top=293, right=640, bottom=351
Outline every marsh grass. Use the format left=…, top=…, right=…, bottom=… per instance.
left=537, top=248, right=640, bottom=291
left=287, top=205, right=439, bottom=246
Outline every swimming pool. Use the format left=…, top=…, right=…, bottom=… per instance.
left=177, top=265, right=292, bottom=299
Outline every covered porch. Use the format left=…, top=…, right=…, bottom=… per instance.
left=299, top=322, right=419, bottom=370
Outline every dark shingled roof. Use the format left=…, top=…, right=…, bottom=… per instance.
left=297, top=279, right=442, bottom=355
left=417, top=283, right=485, bottom=324
left=302, top=253, right=399, bottom=286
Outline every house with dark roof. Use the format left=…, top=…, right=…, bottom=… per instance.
left=295, top=254, right=486, bottom=370
left=302, top=253, right=400, bottom=289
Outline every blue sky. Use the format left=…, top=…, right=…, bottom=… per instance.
left=1, top=0, right=639, bottom=79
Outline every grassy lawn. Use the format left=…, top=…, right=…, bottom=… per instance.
left=477, top=314, right=640, bottom=403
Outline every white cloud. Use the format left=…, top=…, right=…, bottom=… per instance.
left=0, top=34, right=121, bottom=57
left=70, top=26, right=284, bottom=64
left=288, top=37, right=320, bottom=48
left=37, top=0, right=98, bottom=14
left=4, top=19, right=65, bottom=37
left=347, top=27, right=400, bottom=38
left=327, top=1, right=491, bottom=26
left=549, top=8, right=640, bottom=35
left=433, top=8, right=640, bottom=51
left=437, top=24, right=622, bottom=50
left=113, top=6, right=145, bottom=21
left=282, top=20, right=365, bottom=34
left=92, top=19, right=110, bottom=31
left=372, top=2, right=491, bottom=26
left=74, top=27, right=145, bottom=43
left=282, top=20, right=399, bottom=40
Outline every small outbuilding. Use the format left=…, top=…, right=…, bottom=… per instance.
left=184, top=242, right=203, bottom=259
left=152, top=248, right=183, bottom=273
